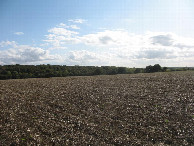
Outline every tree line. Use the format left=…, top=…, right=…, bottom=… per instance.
left=0, top=64, right=132, bottom=80
left=0, top=64, right=189, bottom=80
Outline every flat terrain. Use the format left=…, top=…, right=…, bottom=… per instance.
left=0, top=72, right=194, bottom=145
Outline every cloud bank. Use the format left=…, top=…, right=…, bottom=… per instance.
left=1, top=20, right=194, bottom=67
left=0, top=41, right=57, bottom=65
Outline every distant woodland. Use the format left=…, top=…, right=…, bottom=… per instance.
left=0, top=64, right=192, bottom=80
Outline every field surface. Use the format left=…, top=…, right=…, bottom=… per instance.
left=0, top=72, right=194, bottom=145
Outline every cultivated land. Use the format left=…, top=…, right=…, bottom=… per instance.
left=0, top=72, right=194, bottom=145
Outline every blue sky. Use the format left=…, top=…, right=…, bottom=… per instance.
left=1, top=0, right=194, bottom=67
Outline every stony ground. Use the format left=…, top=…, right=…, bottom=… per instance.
left=0, top=71, right=194, bottom=145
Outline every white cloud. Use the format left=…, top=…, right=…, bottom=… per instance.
left=68, top=19, right=86, bottom=24
left=58, top=23, right=80, bottom=29
left=48, top=46, right=67, bottom=50
left=48, top=27, right=78, bottom=36
left=70, top=25, right=80, bottom=29
left=151, top=34, right=174, bottom=46
left=147, top=32, right=194, bottom=49
left=68, top=50, right=98, bottom=61
left=43, top=22, right=194, bottom=67
left=14, top=32, right=24, bottom=35
left=0, top=41, right=17, bottom=47
left=80, top=30, right=138, bottom=47
left=44, top=27, right=80, bottom=49
left=0, top=42, right=59, bottom=65
left=65, top=50, right=108, bottom=66
left=80, top=30, right=194, bottom=66
left=43, top=22, right=82, bottom=50
left=58, top=23, right=68, bottom=28
left=44, top=34, right=80, bottom=47
left=136, top=48, right=177, bottom=59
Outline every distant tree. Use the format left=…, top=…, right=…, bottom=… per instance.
left=6, top=71, right=12, bottom=79
left=134, top=68, right=142, bottom=74
left=62, top=70, right=69, bottom=76
left=20, top=73, right=29, bottom=78
left=145, top=64, right=162, bottom=73
left=0, top=64, right=167, bottom=80
left=162, top=67, right=167, bottom=72
left=108, top=67, right=118, bottom=75
left=94, top=68, right=102, bottom=75
left=145, top=65, right=153, bottom=73
left=118, top=67, right=127, bottom=74
left=153, top=64, right=162, bottom=72
left=127, top=68, right=136, bottom=74
left=12, top=71, right=20, bottom=79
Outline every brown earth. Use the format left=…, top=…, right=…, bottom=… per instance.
left=0, top=71, right=194, bottom=145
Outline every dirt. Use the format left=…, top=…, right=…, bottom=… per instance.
left=0, top=71, right=194, bottom=145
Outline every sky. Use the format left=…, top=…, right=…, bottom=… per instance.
left=0, top=0, right=194, bottom=67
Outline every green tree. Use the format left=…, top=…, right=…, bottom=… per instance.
left=94, top=68, right=102, bottom=75
left=6, top=71, right=12, bottom=79
left=162, top=67, right=167, bottom=72
left=118, top=67, right=127, bottom=74
left=145, top=65, right=153, bottom=73
left=134, top=68, right=142, bottom=74
left=62, top=70, right=69, bottom=76
left=153, top=64, right=162, bottom=72
left=12, top=71, right=20, bottom=79
left=145, top=64, right=162, bottom=73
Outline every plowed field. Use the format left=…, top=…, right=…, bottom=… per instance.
left=0, top=72, right=194, bottom=145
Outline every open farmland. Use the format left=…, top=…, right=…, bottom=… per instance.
left=0, top=72, right=194, bottom=145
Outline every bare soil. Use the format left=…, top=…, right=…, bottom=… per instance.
left=0, top=71, right=194, bottom=145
